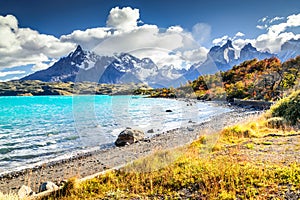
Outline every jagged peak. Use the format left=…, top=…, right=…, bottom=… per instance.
left=68, top=45, right=85, bottom=59
left=241, top=43, right=256, bottom=51
left=222, top=40, right=233, bottom=48
left=75, top=45, right=83, bottom=52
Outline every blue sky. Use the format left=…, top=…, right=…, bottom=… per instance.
left=0, top=0, right=300, bottom=81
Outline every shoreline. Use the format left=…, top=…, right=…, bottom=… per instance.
left=0, top=105, right=262, bottom=194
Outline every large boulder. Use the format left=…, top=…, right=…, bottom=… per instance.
left=39, top=181, right=59, bottom=193
left=115, top=128, right=145, bottom=147
left=18, top=185, right=34, bottom=199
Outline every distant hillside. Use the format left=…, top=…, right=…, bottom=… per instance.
left=187, top=56, right=300, bottom=101
left=149, top=55, right=300, bottom=101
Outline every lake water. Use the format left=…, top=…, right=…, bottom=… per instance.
left=0, top=95, right=230, bottom=174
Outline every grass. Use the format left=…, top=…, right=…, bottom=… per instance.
left=44, top=114, right=300, bottom=199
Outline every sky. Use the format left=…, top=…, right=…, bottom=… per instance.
left=0, top=0, right=300, bottom=81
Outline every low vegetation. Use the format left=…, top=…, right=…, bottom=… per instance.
left=0, top=80, right=150, bottom=96
left=42, top=90, right=300, bottom=199
left=268, top=90, right=300, bottom=126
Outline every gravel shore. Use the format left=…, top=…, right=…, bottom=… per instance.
left=0, top=104, right=261, bottom=194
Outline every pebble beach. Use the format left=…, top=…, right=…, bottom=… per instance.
left=0, top=105, right=261, bottom=195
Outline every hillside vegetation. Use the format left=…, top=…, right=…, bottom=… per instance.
left=148, top=56, right=300, bottom=101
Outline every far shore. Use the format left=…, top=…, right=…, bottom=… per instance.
left=0, top=103, right=262, bottom=194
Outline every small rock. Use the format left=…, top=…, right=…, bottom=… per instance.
left=18, top=185, right=34, bottom=199
left=115, top=128, right=145, bottom=147
left=187, top=127, right=194, bottom=131
left=147, top=129, right=154, bottom=133
left=143, top=138, right=151, bottom=142
left=166, top=109, right=172, bottom=112
left=39, top=181, right=59, bottom=192
left=188, top=120, right=193, bottom=123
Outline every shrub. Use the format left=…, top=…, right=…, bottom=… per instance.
left=269, top=90, right=300, bottom=125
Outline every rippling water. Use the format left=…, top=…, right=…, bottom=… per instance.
left=0, top=95, right=230, bottom=173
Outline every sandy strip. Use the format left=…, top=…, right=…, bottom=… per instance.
left=0, top=106, right=261, bottom=194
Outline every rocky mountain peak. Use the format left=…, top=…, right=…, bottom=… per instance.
left=69, top=45, right=84, bottom=58
left=242, top=43, right=255, bottom=51
left=222, top=40, right=234, bottom=49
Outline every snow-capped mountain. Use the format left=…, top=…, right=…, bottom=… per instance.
left=21, top=46, right=186, bottom=87
left=21, top=45, right=114, bottom=82
left=279, top=39, right=300, bottom=61
left=190, top=40, right=275, bottom=74
left=239, top=43, right=274, bottom=62
left=209, top=40, right=237, bottom=69
left=21, top=39, right=300, bottom=87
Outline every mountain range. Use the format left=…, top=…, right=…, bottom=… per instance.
left=21, top=39, right=300, bottom=87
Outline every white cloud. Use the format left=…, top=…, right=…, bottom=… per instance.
left=256, top=25, right=267, bottom=30
left=235, top=32, right=245, bottom=37
left=212, top=35, right=230, bottom=46
left=0, top=7, right=203, bottom=72
left=1, top=7, right=299, bottom=74
left=0, top=15, right=75, bottom=70
left=259, top=16, right=268, bottom=23
left=0, top=70, right=26, bottom=77
left=234, top=13, right=300, bottom=53
left=254, top=13, right=300, bottom=52
left=166, top=25, right=184, bottom=33
left=60, top=27, right=111, bottom=49
left=192, top=23, right=211, bottom=45
left=106, top=7, right=140, bottom=31
left=92, top=23, right=200, bottom=66
left=232, top=38, right=255, bottom=50
left=0, top=76, right=22, bottom=82
left=31, top=60, right=57, bottom=72
left=270, top=16, right=284, bottom=23
left=182, top=47, right=208, bottom=63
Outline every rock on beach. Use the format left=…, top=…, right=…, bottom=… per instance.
left=115, top=128, right=145, bottom=147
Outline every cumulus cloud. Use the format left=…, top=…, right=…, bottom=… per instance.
left=212, top=35, right=230, bottom=46
left=231, top=13, right=300, bottom=53
left=0, top=7, right=206, bottom=76
left=182, top=47, right=208, bottom=63
left=166, top=25, right=184, bottom=33
left=106, top=7, right=140, bottom=31
left=268, top=14, right=300, bottom=35
left=0, top=14, right=75, bottom=70
left=95, top=25, right=196, bottom=53
left=60, top=27, right=111, bottom=49
left=235, top=32, right=245, bottom=37
left=1, top=6, right=300, bottom=80
left=253, top=13, right=300, bottom=52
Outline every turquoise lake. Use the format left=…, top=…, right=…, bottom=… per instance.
left=0, top=95, right=230, bottom=174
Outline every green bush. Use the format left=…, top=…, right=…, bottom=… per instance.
left=269, top=90, right=300, bottom=125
